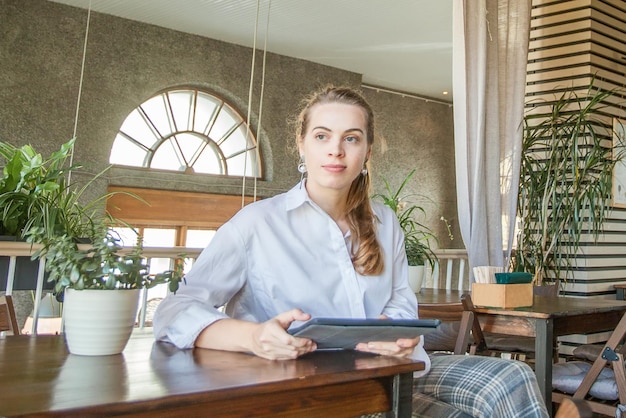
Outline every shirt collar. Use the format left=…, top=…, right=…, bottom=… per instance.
left=285, top=180, right=310, bottom=211
left=285, top=180, right=383, bottom=228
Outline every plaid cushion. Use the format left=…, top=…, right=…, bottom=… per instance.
left=411, top=391, right=473, bottom=417
left=413, top=355, right=549, bottom=418
left=356, top=391, right=471, bottom=418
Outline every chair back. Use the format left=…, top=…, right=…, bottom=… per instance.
left=460, top=293, right=488, bottom=353
left=554, top=398, right=592, bottom=418
left=419, top=298, right=474, bottom=355
left=533, top=280, right=560, bottom=297
left=0, top=295, right=19, bottom=336
left=552, top=311, right=626, bottom=416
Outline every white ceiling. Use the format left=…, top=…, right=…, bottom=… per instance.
left=49, top=0, right=453, bottom=102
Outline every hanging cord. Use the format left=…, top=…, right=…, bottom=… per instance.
left=68, top=0, right=92, bottom=186
left=241, top=0, right=261, bottom=208
left=253, top=0, right=271, bottom=202
left=241, top=0, right=271, bottom=206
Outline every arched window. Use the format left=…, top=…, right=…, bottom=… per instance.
left=110, top=87, right=261, bottom=177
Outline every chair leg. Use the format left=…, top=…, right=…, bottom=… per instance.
left=614, top=354, right=626, bottom=406
left=554, top=398, right=592, bottom=418
left=574, top=314, right=626, bottom=399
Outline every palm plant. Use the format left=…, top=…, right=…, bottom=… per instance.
left=515, top=80, right=626, bottom=284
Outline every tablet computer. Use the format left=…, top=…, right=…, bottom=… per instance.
left=287, top=318, right=441, bottom=350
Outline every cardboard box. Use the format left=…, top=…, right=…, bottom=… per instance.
left=472, top=283, right=533, bottom=308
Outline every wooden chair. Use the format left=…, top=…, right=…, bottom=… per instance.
left=419, top=296, right=476, bottom=355
left=461, top=291, right=560, bottom=364
left=554, top=398, right=592, bottom=418
left=0, top=295, right=20, bottom=336
left=459, top=293, right=489, bottom=354
left=552, top=311, right=626, bottom=417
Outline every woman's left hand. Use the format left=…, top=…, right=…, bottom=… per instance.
left=355, top=336, right=420, bottom=358
left=354, top=314, right=420, bottom=357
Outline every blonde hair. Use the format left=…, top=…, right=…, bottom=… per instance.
left=295, top=85, right=384, bottom=275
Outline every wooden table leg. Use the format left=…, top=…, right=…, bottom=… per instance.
left=386, top=372, right=414, bottom=418
left=535, top=318, right=554, bottom=413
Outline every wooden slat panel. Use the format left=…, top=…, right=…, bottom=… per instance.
left=527, top=53, right=592, bottom=71
left=532, top=10, right=591, bottom=27
left=524, top=99, right=613, bottom=118
left=528, top=54, right=624, bottom=75
left=531, top=0, right=592, bottom=17
left=597, top=0, right=626, bottom=14
left=531, top=20, right=591, bottom=38
left=586, top=53, right=626, bottom=73
left=554, top=270, right=626, bottom=280
left=526, top=65, right=593, bottom=83
left=590, top=9, right=626, bottom=35
left=588, top=42, right=626, bottom=62
left=527, top=0, right=626, bottom=301
left=601, top=0, right=626, bottom=11
left=525, top=77, right=618, bottom=96
left=589, top=25, right=626, bottom=50
left=106, top=186, right=256, bottom=229
left=529, top=32, right=591, bottom=50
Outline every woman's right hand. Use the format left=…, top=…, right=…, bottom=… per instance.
left=250, top=309, right=317, bottom=360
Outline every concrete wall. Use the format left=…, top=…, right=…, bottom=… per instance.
left=0, top=0, right=458, bottom=239
left=1, top=0, right=458, bottom=326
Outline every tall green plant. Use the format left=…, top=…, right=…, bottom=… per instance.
left=515, top=81, right=626, bottom=284
left=373, top=170, right=438, bottom=267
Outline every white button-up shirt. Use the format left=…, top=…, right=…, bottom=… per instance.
left=153, top=182, right=430, bottom=374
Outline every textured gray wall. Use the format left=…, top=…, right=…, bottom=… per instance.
left=0, top=0, right=459, bottom=244
left=1, top=0, right=459, bottom=327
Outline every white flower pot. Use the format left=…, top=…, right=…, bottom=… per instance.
left=408, top=265, right=425, bottom=293
left=63, top=288, right=140, bottom=356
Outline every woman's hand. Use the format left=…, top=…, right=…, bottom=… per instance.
left=354, top=314, right=420, bottom=358
left=249, top=309, right=317, bottom=360
left=354, top=336, right=421, bottom=358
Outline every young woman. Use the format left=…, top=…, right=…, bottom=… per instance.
left=154, top=86, right=549, bottom=418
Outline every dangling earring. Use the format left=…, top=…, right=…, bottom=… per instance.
left=297, top=156, right=307, bottom=174
left=361, top=159, right=368, bottom=176
left=298, top=155, right=307, bottom=187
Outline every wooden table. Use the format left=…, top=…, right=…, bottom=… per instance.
left=0, top=334, right=424, bottom=417
left=417, top=288, right=626, bottom=406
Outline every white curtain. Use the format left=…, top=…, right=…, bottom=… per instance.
left=452, top=0, right=531, bottom=280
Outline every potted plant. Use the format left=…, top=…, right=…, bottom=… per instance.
left=0, top=138, right=106, bottom=291
left=26, top=222, right=184, bottom=356
left=374, top=169, right=438, bottom=292
left=514, top=80, right=626, bottom=287
left=0, top=137, right=184, bottom=355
